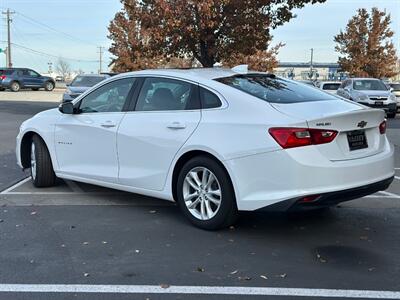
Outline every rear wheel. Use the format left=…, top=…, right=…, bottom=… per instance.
left=10, top=81, right=20, bottom=92
left=176, top=156, right=238, bottom=230
left=44, top=81, right=55, bottom=91
left=31, top=135, right=57, bottom=187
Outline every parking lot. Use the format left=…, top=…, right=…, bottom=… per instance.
left=0, top=97, right=400, bottom=299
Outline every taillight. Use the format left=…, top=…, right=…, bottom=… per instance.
left=0, top=75, right=6, bottom=80
left=379, top=120, right=386, bottom=134
left=269, top=127, right=338, bottom=149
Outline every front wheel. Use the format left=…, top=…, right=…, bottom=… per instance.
left=44, top=81, right=55, bottom=91
left=176, top=156, right=238, bottom=230
left=31, top=135, right=57, bottom=187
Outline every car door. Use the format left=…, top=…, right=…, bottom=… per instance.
left=54, top=77, right=136, bottom=183
left=117, top=76, right=201, bottom=191
left=26, top=69, right=43, bottom=87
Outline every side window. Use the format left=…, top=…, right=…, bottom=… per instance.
left=28, top=70, right=39, bottom=77
left=79, top=78, right=135, bottom=113
left=135, top=77, right=197, bottom=111
left=200, top=87, right=222, bottom=109
left=18, top=70, right=25, bottom=76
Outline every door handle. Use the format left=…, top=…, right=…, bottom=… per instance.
left=167, top=121, right=186, bottom=129
left=100, top=121, right=116, bottom=128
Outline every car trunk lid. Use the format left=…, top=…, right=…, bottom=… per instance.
left=270, top=100, right=386, bottom=161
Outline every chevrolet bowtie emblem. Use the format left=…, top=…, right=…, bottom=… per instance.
left=357, top=121, right=368, bottom=128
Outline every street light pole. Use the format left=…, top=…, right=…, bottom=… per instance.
left=97, top=46, right=104, bottom=74
left=310, top=48, right=314, bottom=80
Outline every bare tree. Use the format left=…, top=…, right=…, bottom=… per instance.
left=56, top=58, right=72, bottom=80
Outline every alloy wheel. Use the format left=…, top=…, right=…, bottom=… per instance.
left=31, top=143, right=36, bottom=180
left=183, top=167, right=222, bottom=220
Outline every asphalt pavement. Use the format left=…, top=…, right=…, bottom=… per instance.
left=0, top=99, right=400, bottom=300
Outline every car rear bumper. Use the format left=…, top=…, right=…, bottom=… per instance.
left=225, top=138, right=395, bottom=211
left=257, top=176, right=394, bottom=211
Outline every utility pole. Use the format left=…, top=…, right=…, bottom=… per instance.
left=97, top=46, right=104, bottom=74
left=309, top=48, right=314, bottom=80
left=2, top=9, right=15, bottom=68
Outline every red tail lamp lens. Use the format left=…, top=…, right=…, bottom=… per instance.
left=269, top=128, right=338, bottom=149
left=379, top=120, right=386, bottom=134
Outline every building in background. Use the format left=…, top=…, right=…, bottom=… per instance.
left=274, top=62, right=347, bottom=81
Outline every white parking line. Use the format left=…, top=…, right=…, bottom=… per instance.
left=378, top=191, right=400, bottom=199
left=395, top=176, right=400, bottom=180
left=0, top=177, right=30, bottom=195
left=0, top=284, right=398, bottom=299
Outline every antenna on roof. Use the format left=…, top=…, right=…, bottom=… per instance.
left=231, top=64, right=248, bottom=74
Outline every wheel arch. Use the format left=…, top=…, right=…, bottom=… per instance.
left=20, top=131, right=46, bottom=168
left=171, top=150, right=235, bottom=203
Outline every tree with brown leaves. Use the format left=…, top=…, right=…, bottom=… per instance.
left=109, top=0, right=326, bottom=72
left=335, top=7, right=398, bottom=78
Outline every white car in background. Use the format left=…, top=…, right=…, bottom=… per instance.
left=389, top=82, right=400, bottom=112
left=16, top=68, right=394, bottom=229
left=318, top=81, right=341, bottom=94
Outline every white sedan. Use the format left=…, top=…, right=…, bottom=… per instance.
left=16, top=68, right=395, bottom=229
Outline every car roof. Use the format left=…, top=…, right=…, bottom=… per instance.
left=321, top=81, right=341, bottom=84
left=76, top=74, right=109, bottom=77
left=115, top=68, right=257, bottom=82
left=350, top=78, right=381, bottom=81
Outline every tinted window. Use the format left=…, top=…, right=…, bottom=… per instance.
left=27, top=70, right=40, bottom=77
left=200, top=87, right=222, bottom=109
left=0, top=69, right=13, bottom=75
left=390, top=83, right=400, bottom=91
left=71, top=76, right=107, bottom=87
left=135, top=77, right=197, bottom=111
left=79, top=78, right=134, bottom=113
left=216, top=74, right=337, bottom=104
left=322, top=83, right=341, bottom=90
left=353, top=80, right=387, bottom=91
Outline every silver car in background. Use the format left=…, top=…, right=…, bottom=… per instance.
left=62, top=74, right=109, bottom=102
left=317, top=81, right=341, bottom=94
left=337, top=78, right=397, bottom=118
left=389, top=82, right=400, bottom=112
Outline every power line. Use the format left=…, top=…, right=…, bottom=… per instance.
left=15, top=11, right=98, bottom=47
left=11, top=43, right=98, bottom=63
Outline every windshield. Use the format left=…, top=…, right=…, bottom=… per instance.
left=215, top=74, right=338, bottom=104
left=70, top=76, right=106, bottom=87
left=390, top=83, right=400, bottom=91
left=353, top=80, right=388, bottom=91
left=322, top=83, right=340, bottom=90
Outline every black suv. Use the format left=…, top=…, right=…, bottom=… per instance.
left=0, top=68, right=55, bottom=92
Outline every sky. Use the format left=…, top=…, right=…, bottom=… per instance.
left=0, top=0, right=399, bottom=74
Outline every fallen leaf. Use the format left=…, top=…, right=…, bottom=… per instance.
left=30, top=260, right=34, bottom=264
left=149, top=210, right=157, bottom=214
left=0, top=219, right=3, bottom=223
left=230, top=270, right=238, bottom=275
left=61, top=244, right=66, bottom=248
left=238, top=276, right=251, bottom=281
left=229, top=226, right=235, bottom=230
left=135, top=249, right=140, bottom=253
left=69, top=225, right=76, bottom=230
left=359, top=236, right=368, bottom=240
left=30, top=211, right=37, bottom=215
left=160, top=284, right=170, bottom=289
left=368, top=267, right=375, bottom=272
left=316, top=253, right=327, bottom=263
left=83, top=273, right=90, bottom=277
left=82, top=242, right=89, bottom=245
left=102, top=241, right=108, bottom=244
left=260, top=275, right=268, bottom=280
left=277, top=273, right=287, bottom=278
left=197, top=267, right=205, bottom=272
left=228, top=239, right=234, bottom=242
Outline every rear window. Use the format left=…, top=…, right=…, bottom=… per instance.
left=0, top=69, right=14, bottom=75
left=215, top=74, right=337, bottom=104
left=322, top=83, right=340, bottom=90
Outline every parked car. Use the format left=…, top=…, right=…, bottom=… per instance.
left=336, top=78, right=397, bottom=118
left=317, top=81, right=341, bottom=94
left=16, top=68, right=394, bottom=229
left=55, top=75, right=65, bottom=82
left=63, top=74, right=109, bottom=102
left=0, top=68, right=55, bottom=92
left=389, top=82, right=400, bottom=112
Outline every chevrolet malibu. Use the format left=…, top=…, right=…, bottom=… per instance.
left=16, top=68, right=395, bottom=229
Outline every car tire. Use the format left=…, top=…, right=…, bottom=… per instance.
left=176, top=156, right=238, bottom=230
left=0, top=88, right=5, bottom=91
left=44, top=81, right=55, bottom=91
left=30, top=135, right=57, bottom=187
left=10, top=81, right=20, bottom=92
left=387, top=112, right=396, bottom=118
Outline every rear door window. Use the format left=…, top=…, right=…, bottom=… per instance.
left=322, top=83, right=341, bottom=90
left=216, top=74, right=337, bottom=104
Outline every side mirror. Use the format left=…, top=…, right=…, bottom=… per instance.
left=59, top=101, right=74, bottom=114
